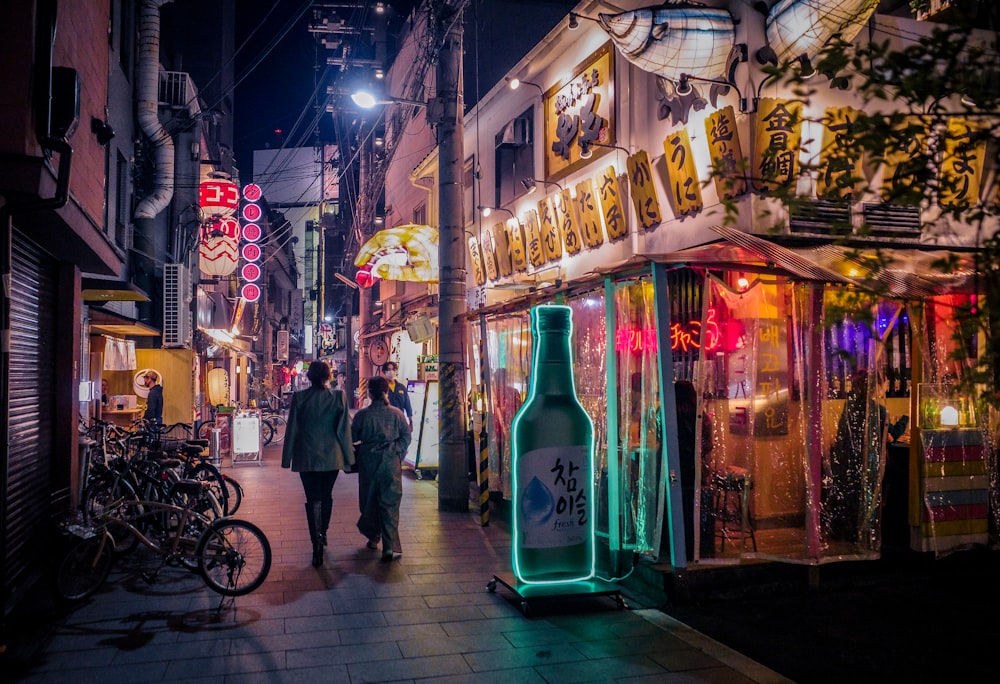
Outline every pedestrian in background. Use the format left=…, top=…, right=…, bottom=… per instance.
left=352, top=375, right=412, bottom=561
left=281, top=360, right=355, bottom=567
left=382, top=361, right=413, bottom=429
left=142, top=372, right=163, bottom=424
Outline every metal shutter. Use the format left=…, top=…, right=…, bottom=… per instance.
left=3, top=230, right=58, bottom=606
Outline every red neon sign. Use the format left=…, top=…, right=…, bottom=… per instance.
left=615, top=308, right=721, bottom=353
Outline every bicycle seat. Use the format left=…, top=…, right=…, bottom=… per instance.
left=179, top=443, right=206, bottom=457
left=185, top=439, right=210, bottom=449
left=171, top=479, right=206, bottom=496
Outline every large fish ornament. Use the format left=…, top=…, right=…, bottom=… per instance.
left=766, top=0, right=880, bottom=63
left=598, top=5, right=736, bottom=83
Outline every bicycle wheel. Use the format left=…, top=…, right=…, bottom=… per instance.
left=268, top=415, right=287, bottom=445
left=261, top=419, right=274, bottom=446
left=222, top=474, right=243, bottom=516
left=81, top=475, right=141, bottom=555
left=197, top=519, right=271, bottom=596
left=187, top=462, right=230, bottom=516
left=196, top=420, right=216, bottom=442
left=56, top=534, right=113, bottom=602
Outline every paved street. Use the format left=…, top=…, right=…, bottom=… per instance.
left=12, top=444, right=787, bottom=683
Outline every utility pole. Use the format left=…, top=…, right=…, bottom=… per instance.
left=434, top=0, right=468, bottom=512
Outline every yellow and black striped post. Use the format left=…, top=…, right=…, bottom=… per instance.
left=478, top=337, right=490, bottom=526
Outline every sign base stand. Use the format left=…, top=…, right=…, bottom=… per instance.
left=487, top=573, right=626, bottom=616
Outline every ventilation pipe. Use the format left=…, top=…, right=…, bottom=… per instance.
left=134, top=0, right=174, bottom=224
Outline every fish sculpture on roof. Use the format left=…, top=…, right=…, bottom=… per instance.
left=598, top=3, right=740, bottom=124
left=598, top=4, right=737, bottom=83
left=765, top=0, right=880, bottom=65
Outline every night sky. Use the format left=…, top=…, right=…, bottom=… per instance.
left=232, top=0, right=576, bottom=180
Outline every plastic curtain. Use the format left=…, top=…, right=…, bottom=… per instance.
left=484, top=314, right=531, bottom=499
left=609, top=279, right=663, bottom=556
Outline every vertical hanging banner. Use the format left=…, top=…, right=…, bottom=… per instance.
left=881, top=116, right=927, bottom=204
left=817, top=106, right=863, bottom=200
left=523, top=209, right=547, bottom=267
left=663, top=128, right=703, bottom=216
left=507, top=216, right=528, bottom=272
left=536, top=196, right=564, bottom=262
left=705, top=105, right=747, bottom=199
left=626, top=150, right=662, bottom=230
left=556, top=189, right=583, bottom=256
left=940, top=117, right=985, bottom=209
left=596, top=166, right=628, bottom=240
left=467, top=235, right=486, bottom=286
left=492, top=221, right=513, bottom=277
left=574, top=178, right=606, bottom=248
left=481, top=229, right=499, bottom=281
left=753, top=97, right=803, bottom=193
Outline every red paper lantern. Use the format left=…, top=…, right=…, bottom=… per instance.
left=199, top=179, right=239, bottom=218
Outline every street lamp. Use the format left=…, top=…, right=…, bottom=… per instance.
left=351, top=89, right=427, bottom=109
left=477, top=205, right=516, bottom=221
left=579, top=140, right=630, bottom=160
left=506, top=77, right=543, bottom=96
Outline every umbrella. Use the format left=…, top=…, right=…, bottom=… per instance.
left=354, top=224, right=439, bottom=282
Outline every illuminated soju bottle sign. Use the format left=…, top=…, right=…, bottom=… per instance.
left=511, top=304, right=595, bottom=585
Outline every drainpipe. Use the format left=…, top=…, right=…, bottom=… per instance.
left=134, top=0, right=174, bottom=228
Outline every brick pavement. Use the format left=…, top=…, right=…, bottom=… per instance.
left=15, top=445, right=790, bottom=683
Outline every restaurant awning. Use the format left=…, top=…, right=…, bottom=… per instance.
left=88, top=305, right=160, bottom=337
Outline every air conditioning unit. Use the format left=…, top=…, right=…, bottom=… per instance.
left=163, top=263, right=191, bottom=348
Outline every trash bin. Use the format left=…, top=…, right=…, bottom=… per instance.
left=209, top=428, right=222, bottom=468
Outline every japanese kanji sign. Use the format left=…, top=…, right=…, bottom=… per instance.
left=596, top=165, right=628, bottom=241
left=753, top=97, right=803, bottom=193
left=817, top=106, right=863, bottom=200
left=536, top=196, right=564, bottom=262
left=940, top=117, right=984, bottom=209
left=626, top=150, right=662, bottom=230
left=704, top=106, right=747, bottom=199
left=492, top=221, right=513, bottom=277
left=556, top=189, right=583, bottom=256
left=507, top=216, right=528, bottom=272
left=574, top=178, right=606, bottom=248
left=663, top=128, right=703, bottom=217
left=880, top=116, right=927, bottom=204
left=467, top=235, right=485, bottom=286
left=523, top=209, right=547, bottom=268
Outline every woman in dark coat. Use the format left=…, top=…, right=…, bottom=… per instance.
left=282, top=360, right=354, bottom=567
left=352, top=376, right=412, bottom=561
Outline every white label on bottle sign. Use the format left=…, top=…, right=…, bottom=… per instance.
left=517, top=445, right=590, bottom=548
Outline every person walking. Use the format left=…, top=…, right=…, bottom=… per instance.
left=382, top=361, right=413, bottom=429
left=352, top=376, right=412, bottom=561
left=281, top=360, right=355, bottom=567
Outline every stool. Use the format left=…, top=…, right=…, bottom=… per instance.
left=712, top=466, right=757, bottom=552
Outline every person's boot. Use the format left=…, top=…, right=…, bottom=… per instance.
left=319, top=499, right=333, bottom=550
left=306, top=502, right=323, bottom=567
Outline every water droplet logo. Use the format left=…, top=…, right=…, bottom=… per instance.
left=521, top=476, right=555, bottom=526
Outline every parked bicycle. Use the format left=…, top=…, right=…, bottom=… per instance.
left=57, top=479, right=271, bottom=604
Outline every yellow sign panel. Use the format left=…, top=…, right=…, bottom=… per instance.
left=753, top=97, right=803, bottom=193
left=881, top=116, right=927, bottom=204
left=544, top=43, right=615, bottom=181
left=467, top=235, right=485, bottom=286
left=556, top=190, right=583, bottom=255
left=704, top=106, right=747, bottom=199
left=481, top=229, right=499, bottom=281
left=663, top=128, right=703, bottom=216
left=817, top=106, right=864, bottom=200
left=596, top=165, right=628, bottom=240
left=626, top=150, right=662, bottom=230
left=940, top=117, right=985, bottom=209
left=574, top=178, right=605, bottom=248
left=523, top=210, right=546, bottom=267
left=507, top=216, right=528, bottom=271
left=536, top=196, right=563, bottom=262
left=492, top=221, right=513, bottom=277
